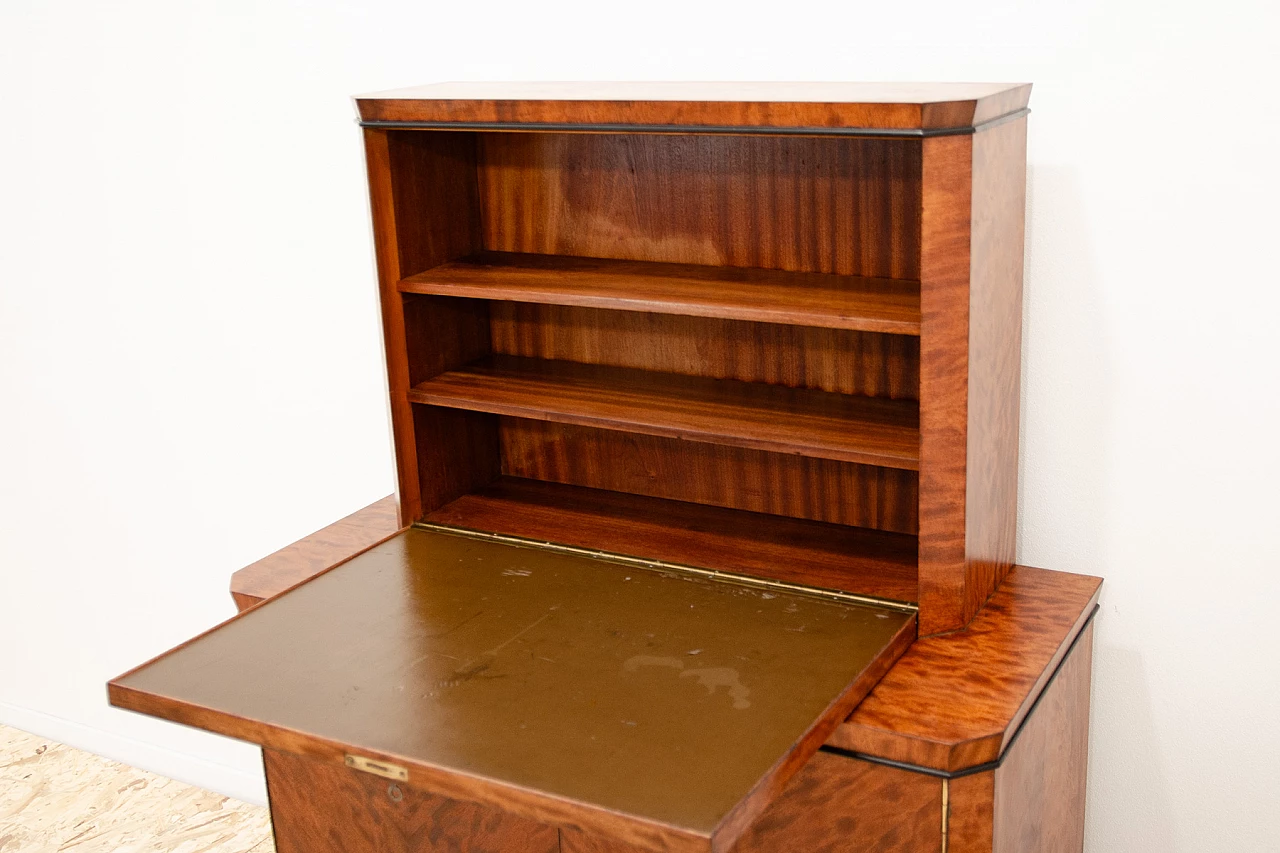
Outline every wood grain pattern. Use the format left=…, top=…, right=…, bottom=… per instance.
left=991, top=621, right=1093, bottom=852
left=829, top=566, right=1101, bottom=771
left=364, top=129, right=482, bottom=523
left=714, top=616, right=918, bottom=853
left=410, top=356, right=920, bottom=470
left=500, top=419, right=919, bottom=534
left=916, top=119, right=1029, bottom=635
left=490, top=303, right=919, bottom=400
left=477, top=133, right=921, bottom=280
left=916, top=132, right=973, bottom=635
left=387, top=131, right=481, bottom=277
left=230, top=496, right=400, bottom=611
left=425, top=477, right=918, bottom=603
left=732, top=751, right=942, bottom=853
left=962, top=118, right=1028, bottom=623
left=401, top=252, right=921, bottom=334
left=411, top=405, right=500, bottom=514
left=402, top=294, right=491, bottom=387
left=562, top=751, right=941, bottom=853
left=944, top=621, right=1094, bottom=853
left=361, top=128, right=420, bottom=524
left=354, top=81, right=1032, bottom=131
left=264, top=748, right=559, bottom=853
left=947, top=773, right=995, bottom=853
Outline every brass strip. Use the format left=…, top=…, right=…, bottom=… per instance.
left=345, top=754, right=409, bottom=781
left=941, top=777, right=950, bottom=853
left=413, top=521, right=918, bottom=614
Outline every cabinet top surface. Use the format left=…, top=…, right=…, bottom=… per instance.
left=112, top=528, right=913, bottom=847
left=354, top=81, right=1032, bottom=132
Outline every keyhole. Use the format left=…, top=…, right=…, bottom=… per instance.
left=387, top=783, right=404, bottom=802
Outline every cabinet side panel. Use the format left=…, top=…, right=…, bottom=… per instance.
left=264, top=748, right=559, bottom=853
left=992, top=621, right=1094, bottom=853
left=477, top=134, right=921, bottom=280
left=363, top=128, right=421, bottom=523
left=917, top=135, right=973, bottom=635
left=364, top=130, right=482, bottom=524
left=964, top=117, right=1027, bottom=622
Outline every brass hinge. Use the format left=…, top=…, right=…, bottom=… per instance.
left=941, top=777, right=950, bottom=853
left=413, top=521, right=918, bottom=614
left=345, top=754, right=408, bottom=782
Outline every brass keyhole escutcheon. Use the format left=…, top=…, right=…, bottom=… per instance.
left=387, top=783, right=404, bottom=803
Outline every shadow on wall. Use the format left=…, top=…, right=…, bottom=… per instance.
left=1086, top=645, right=1177, bottom=851
left=1020, top=164, right=1175, bottom=849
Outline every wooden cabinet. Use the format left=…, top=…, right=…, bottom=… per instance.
left=109, top=82, right=1099, bottom=852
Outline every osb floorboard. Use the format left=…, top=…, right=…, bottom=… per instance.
left=0, top=724, right=273, bottom=853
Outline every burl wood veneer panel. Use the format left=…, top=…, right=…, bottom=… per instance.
left=264, top=748, right=558, bottom=853
left=476, top=133, right=921, bottom=281
left=830, top=566, right=1100, bottom=770
left=944, top=621, right=1094, bottom=853
left=562, top=751, right=941, bottom=853
left=229, top=496, right=400, bottom=611
left=991, top=620, right=1093, bottom=852
left=947, top=773, right=995, bottom=853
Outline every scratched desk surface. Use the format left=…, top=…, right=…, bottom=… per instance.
left=114, top=528, right=912, bottom=835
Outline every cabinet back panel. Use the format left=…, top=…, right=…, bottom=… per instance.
left=403, top=295, right=492, bottom=387
left=490, top=303, right=919, bottom=400
left=477, top=133, right=922, bottom=280
left=499, top=418, right=918, bottom=535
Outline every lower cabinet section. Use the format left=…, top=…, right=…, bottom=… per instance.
left=948, top=622, right=1094, bottom=853
left=264, top=749, right=559, bottom=853
left=559, top=753, right=941, bottom=853
left=264, top=749, right=940, bottom=853
left=728, top=753, right=942, bottom=853
left=261, top=623, right=1093, bottom=853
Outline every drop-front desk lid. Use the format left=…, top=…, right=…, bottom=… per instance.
left=110, top=526, right=915, bottom=853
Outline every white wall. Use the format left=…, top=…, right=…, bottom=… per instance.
left=1, top=1, right=1277, bottom=849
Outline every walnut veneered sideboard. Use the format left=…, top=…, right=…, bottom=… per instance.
left=110, top=82, right=1100, bottom=853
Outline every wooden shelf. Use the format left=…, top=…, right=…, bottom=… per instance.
left=408, top=356, right=920, bottom=470
left=399, top=252, right=921, bottom=335
left=426, top=477, right=919, bottom=604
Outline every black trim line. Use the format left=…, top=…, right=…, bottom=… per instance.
left=356, top=108, right=1029, bottom=138
left=820, top=602, right=1099, bottom=779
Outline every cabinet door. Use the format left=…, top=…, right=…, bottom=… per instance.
left=264, top=748, right=559, bottom=853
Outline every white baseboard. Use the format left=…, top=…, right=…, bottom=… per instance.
left=0, top=701, right=268, bottom=806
